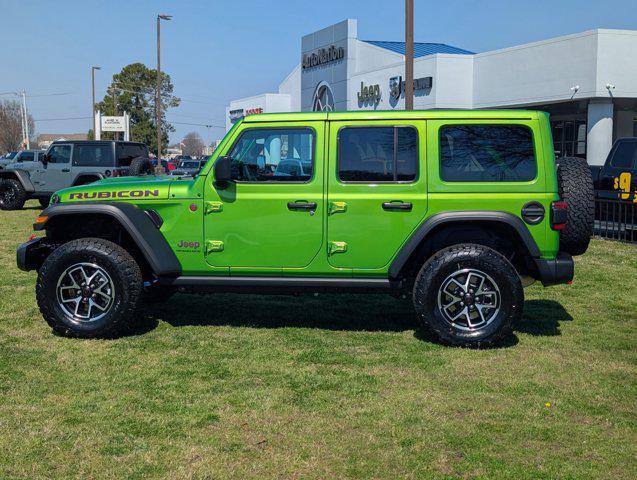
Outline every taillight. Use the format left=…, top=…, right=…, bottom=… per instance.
left=551, top=201, right=568, bottom=230
left=112, top=170, right=122, bottom=177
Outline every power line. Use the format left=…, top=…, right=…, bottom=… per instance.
left=28, top=92, right=78, bottom=98
left=168, top=120, right=225, bottom=128
left=33, top=116, right=92, bottom=122
left=110, top=86, right=225, bottom=106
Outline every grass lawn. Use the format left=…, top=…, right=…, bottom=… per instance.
left=1, top=201, right=636, bottom=479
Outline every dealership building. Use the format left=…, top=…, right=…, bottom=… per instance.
left=225, top=20, right=637, bottom=166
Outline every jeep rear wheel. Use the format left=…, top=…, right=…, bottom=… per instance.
left=556, top=156, right=594, bottom=256
left=413, top=244, right=523, bottom=348
left=36, top=238, right=142, bottom=338
left=0, top=178, right=27, bottom=210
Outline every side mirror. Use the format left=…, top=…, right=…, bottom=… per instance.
left=214, top=155, right=232, bottom=188
left=41, top=154, right=49, bottom=165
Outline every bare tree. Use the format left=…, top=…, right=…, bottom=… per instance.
left=0, top=99, right=35, bottom=153
left=181, top=131, right=205, bottom=156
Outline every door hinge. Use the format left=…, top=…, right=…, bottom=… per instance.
left=328, top=241, right=348, bottom=255
left=205, top=240, right=224, bottom=254
left=328, top=201, right=347, bottom=215
left=205, top=201, right=223, bottom=215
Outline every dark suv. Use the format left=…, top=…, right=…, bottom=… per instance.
left=0, top=140, right=149, bottom=209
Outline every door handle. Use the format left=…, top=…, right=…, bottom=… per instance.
left=61, top=168, right=70, bottom=172
left=287, top=201, right=317, bottom=211
left=382, top=202, right=413, bottom=211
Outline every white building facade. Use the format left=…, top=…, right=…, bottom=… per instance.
left=226, top=20, right=637, bottom=166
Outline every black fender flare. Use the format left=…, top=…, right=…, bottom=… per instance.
left=388, top=211, right=541, bottom=279
left=36, top=202, right=181, bottom=277
left=0, top=169, right=35, bottom=192
left=72, top=172, right=105, bottom=186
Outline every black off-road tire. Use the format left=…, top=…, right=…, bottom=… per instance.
left=36, top=238, right=143, bottom=338
left=556, top=157, right=594, bottom=256
left=0, top=178, right=27, bottom=210
left=129, top=157, right=154, bottom=176
left=413, top=244, right=523, bottom=348
left=38, top=197, right=50, bottom=209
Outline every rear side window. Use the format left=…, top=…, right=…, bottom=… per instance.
left=116, top=144, right=148, bottom=167
left=439, top=125, right=537, bottom=182
left=338, top=126, right=418, bottom=182
left=609, top=141, right=637, bottom=169
left=73, top=144, right=114, bottom=167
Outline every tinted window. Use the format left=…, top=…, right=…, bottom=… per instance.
left=74, top=144, right=113, bottom=167
left=19, top=152, right=35, bottom=162
left=179, top=161, right=200, bottom=169
left=48, top=145, right=72, bottom=164
left=338, top=127, right=418, bottom=182
left=228, top=128, right=314, bottom=182
left=610, top=141, right=637, bottom=169
left=440, top=125, right=537, bottom=182
left=116, top=144, right=147, bottom=166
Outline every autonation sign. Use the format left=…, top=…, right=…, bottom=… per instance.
left=302, top=45, right=345, bottom=70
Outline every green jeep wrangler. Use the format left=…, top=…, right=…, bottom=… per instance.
left=16, top=110, right=594, bottom=347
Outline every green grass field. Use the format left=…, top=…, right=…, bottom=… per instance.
left=1, top=201, right=636, bottom=479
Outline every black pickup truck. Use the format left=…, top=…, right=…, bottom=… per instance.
left=590, top=138, right=637, bottom=201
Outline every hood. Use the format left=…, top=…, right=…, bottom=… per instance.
left=55, top=176, right=176, bottom=203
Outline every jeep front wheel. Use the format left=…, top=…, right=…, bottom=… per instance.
left=0, top=178, right=27, bottom=210
left=413, top=244, right=523, bottom=348
left=36, top=238, right=143, bottom=338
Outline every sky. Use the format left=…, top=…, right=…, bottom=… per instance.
left=1, top=0, right=636, bottom=146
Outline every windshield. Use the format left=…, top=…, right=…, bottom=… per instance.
left=179, top=161, right=199, bottom=169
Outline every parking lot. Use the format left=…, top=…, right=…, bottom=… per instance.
left=0, top=202, right=634, bottom=479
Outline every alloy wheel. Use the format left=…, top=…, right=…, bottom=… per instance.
left=437, top=268, right=501, bottom=331
left=56, top=263, right=115, bottom=322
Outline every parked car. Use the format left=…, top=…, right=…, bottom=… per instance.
left=150, top=159, right=171, bottom=174
left=169, top=159, right=202, bottom=176
left=0, top=140, right=150, bottom=209
left=0, top=151, right=19, bottom=169
left=17, top=110, right=594, bottom=347
left=590, top=137, right=637, bottom=201
left=3, top=150, right=46, bottom=169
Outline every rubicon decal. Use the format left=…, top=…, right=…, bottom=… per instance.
left=68, top=189, right=160, bottom=200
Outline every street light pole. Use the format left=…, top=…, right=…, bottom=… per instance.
left=404, top=0, right=414, bottom=110
left=91, top=66, right=101, bottom=139
left=156, top=14, right=172, bottom=159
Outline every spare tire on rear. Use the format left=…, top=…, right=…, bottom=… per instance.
left=129, top=157, right=154, bottom=176
left=556, top=156, right=594, bottom=256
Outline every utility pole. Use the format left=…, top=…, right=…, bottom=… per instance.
left=92, top=66, right=101, bottom=139
left=156, top=14, right=172, bottom=158
left=21, top=91, right=30, bottom=149
left=18, top=92, right=26, bottom=148
left=404, top=0, right=414, bottom=110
